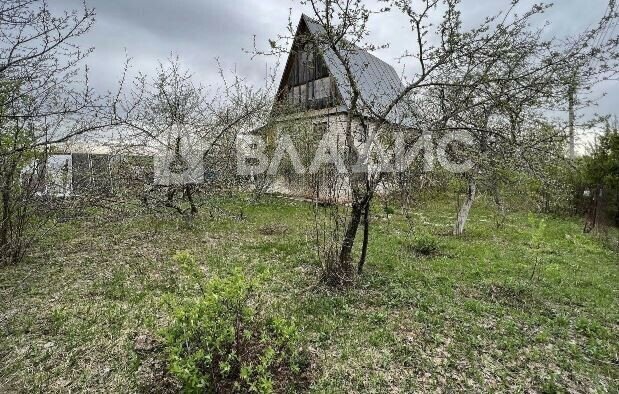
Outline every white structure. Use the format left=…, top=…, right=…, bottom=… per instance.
left=41, top=154, right=73, bottom=197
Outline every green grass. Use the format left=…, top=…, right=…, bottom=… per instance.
left=0, top=194, right=617, bottom=392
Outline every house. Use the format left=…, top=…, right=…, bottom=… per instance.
left=260, top=14, right=409, bottom=200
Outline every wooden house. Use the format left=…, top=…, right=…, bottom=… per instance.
left=262, top=14, right=408, bottom=199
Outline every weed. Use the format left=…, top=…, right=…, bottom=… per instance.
left=406, top=232, right=440, bottom=256
left=163, top=271, right=309, bottom=393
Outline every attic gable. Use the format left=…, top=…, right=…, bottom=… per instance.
left=275, top=17, right=342, bottom=112
left=275, top=14, right=406, bottom=123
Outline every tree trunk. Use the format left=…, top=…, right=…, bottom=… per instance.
left=339, top=201, right=364, bottom=269
left=357, top=202, right=370, bottom=274
left=568, top=76, right=577, bottom=160
left=493, top=184, right=506, bottom=229
left=0, top=165, right=15, bottom=258
left=453, top=176, right=477, bottom=236
left=185, top=184, right=198, bottom=216
left=593, top=185, right=601, bottom=233
left=0, top=187, right=11, bottom=255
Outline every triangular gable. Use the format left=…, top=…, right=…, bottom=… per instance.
left=275, top=16, right=343, bottom=109
left=276, top=14, right=407, bottom=124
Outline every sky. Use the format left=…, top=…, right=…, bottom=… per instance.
left=51, top=0, right=618, bottom=150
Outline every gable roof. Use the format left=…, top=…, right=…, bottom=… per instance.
left=277, top=14, right=406, bottom=123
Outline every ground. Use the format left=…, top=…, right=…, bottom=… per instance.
left=0, top=195, right=618, bottom=393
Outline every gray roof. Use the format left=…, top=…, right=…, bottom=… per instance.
left=301, top=14, right=406, bottom=124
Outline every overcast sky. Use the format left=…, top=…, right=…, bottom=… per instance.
left=52, top=0, right=618, bottom=148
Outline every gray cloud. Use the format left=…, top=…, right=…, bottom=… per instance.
left=53, top=0, right=617, bottom=120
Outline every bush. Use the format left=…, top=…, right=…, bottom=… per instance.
left=163, top=272, right=307, bottom=393
left=408, top=233, right=439, bottom=256
left=383, top=206, right=395, bottom=216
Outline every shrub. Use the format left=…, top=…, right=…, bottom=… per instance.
left=383, top=205, right=396, bottom=225
left=163, top=272, right=307, bottom=393
left=408, top=233, right=439, bottom=256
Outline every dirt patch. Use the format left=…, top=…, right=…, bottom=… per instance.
left=258, top=223, right=289, bottom=236
left=133, top=333, right=181, bottom=394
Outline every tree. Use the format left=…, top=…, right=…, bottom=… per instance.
left=579, top=119, right=619, bottom=232
left=120, top=57, right=272, bottom=216
left=0, top=0, right=120, bottom=265
left=435, top=25, right=574, bottom=235
left=262, top=0, right=619, bottom=284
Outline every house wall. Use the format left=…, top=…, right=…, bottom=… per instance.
left=267, top=112, right=390, bottom=202
left=43, top=155, right=73, bottom=197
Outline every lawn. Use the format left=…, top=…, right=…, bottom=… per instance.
left=0, top=194, right=618, bottom=392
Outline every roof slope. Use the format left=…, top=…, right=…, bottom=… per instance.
left=300, top=14, right=405, bottom=123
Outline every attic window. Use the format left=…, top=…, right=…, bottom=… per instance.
left=314, top=77, right=331, bottom=100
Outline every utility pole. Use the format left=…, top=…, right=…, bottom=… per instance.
left=567, top=73, right=577, bottom=160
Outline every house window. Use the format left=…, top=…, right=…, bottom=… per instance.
left=314, top=77, right=331, bottom=100
left=314, top=121, right=328, bottom=136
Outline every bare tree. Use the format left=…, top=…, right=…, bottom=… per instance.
left=437, top=5, right=617, bottom=235
left=0, top=0, right=121, bottom=265
left=261, top=0, right=618, bottom=284
left=120, top=57, right=272, bottom=217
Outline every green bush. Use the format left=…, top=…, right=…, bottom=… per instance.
left=408, top=233, right=439, bottom=256
left=163, top=272, right=306, bottom=393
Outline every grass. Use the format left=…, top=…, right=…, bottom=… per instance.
left=0, top=194, right=618, bottom=392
